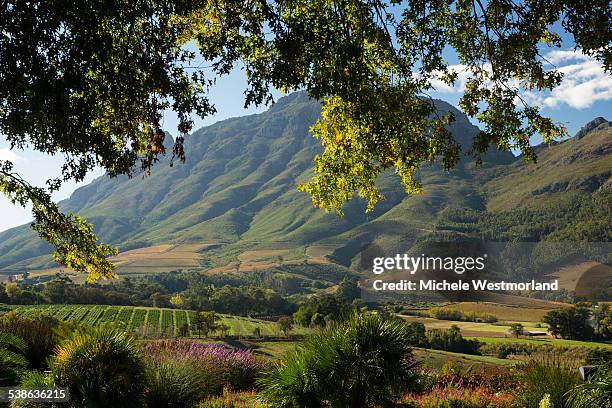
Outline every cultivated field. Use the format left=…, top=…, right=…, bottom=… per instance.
left=4, top=304, right=313, bottom=337
left=400, top=315, right=546, bottom=338
left=441, top=301, right=563, bottom=322
left=400, top=315, right=612, bottom=348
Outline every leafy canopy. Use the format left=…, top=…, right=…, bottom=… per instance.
left=1, top=0, right=610, bottom=279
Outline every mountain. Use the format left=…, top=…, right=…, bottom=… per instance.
left=0, top=92, right=609, bottom=280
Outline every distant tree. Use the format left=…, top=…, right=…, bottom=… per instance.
left=3, top=1, right=609, bottom=281
left=0, top=284, right=8, bottom=303
left=594, top=303, right=612, bottom=340
left=377, top=307, right=404, bottom=323
left=178, top=323, right=189, bottom=338
left=278, top=317, right=293, bottom=337
left=42, top=275, right=74, bottom=304
left=199, top=311, right=220, bottom=338
left=543, top=307, right=594, bottom=340
left=336, top=278, right=360, bottom=302
left=310, top=313, right=326, bottom=328
left=169, top=294, right=184, bottom=308
left=4, top=283, right=22, bottom=303
left=510, top=323, right=524, bottom=338
left=150, top=293, right=171, bottom=309
left=293, top=306, right=313, bottom=327
left=405, top=322, right=429, bottom=348
left=427, top=325, right=481, bottom=355
left=191, top=313, right=205, bottom=339
left=216, top=323, right=230, bottom=338
left=252, top=327, right=261, bottom=339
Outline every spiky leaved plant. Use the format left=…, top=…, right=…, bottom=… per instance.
left=52, top=327, right=146, bottom=408
left=258, top=312, right=416, bottom=407
left=0, top=332, right=28, bottom=385
left=566, top=362, right=612, bottom=408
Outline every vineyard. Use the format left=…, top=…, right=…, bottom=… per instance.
left=4, top=304, right=312, bottom=338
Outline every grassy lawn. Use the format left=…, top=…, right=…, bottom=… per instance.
left=412, top=348, right=516, bottom=370
left=251, top=341, right=300, bottom=359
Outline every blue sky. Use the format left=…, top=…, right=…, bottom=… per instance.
left=0, top=48, right=610, bottom=232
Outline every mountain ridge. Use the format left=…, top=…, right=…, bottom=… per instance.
left=0, top=93, right=609, bottom=277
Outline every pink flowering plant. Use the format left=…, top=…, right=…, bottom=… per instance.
left=141, top=340, right=269, bottom=392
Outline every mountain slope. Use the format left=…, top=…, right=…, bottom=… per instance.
left=0, top=93, right=609, bottom=278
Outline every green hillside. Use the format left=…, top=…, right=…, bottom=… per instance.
left=0, top=92, right=609, bottom=280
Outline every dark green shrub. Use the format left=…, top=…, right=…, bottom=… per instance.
left=0, top=311, right=59, bottom=369
left=585, top=348, right=612, bottom=364
left=0, top=332, right=28, bottom=386
left=52, top=327, right=146, bottom=408
left=258, top=312, right=416, bottom=407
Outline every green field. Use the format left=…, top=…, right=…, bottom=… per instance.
left=412, top=348, right=516, bottom=370
left=467, top=335, right=612, bottom=349
left=4, top=304, right=312, bottom=338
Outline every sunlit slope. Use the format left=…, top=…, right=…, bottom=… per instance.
left=0, top=93, right=609, bottom=277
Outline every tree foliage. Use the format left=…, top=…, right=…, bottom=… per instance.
left=1, top=0, right=610, bottom=279
left=543, top=306, right=594, bottom=340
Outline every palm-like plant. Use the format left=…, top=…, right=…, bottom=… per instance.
left=566, top=363, right=612, bottom=408
left=0, top=332, right=28, bottom=385
left=52, top=327, right=146, bottom=408
left=258, top=312, right=416, bottom=407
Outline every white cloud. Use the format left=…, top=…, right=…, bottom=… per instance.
left=544, top=49, right=591, bottom=64
left=0, top=148, right=22, bottom=162
left=430, top=50, right=612, bottom=110
left=540, top=54, right=612, bottom=109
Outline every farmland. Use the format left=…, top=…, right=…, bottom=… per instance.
left=440, top=301, right=561, bottom=322
left=4, top=304, right=313, bottom=337
left=468, top=335, right=612, bottom=349
left=399, top=315, right=612, bottom=348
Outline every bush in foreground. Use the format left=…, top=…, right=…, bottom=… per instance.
left=258, top=312, right=416, bottom=407
left=566, top=362, right=612, bottom=408
left=401, top=386, right=515, bottom=408
left=144, top=359, right=210, bottom=408
left=141, top=340, right=267, bottom=393
left=52, top=327, right=147, bottom=408
left=514, top=353, right=580, bottom=408
left=0, top=311, right=59, bottom=369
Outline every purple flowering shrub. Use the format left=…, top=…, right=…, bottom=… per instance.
left=141, top=340, right=269, bottom=393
